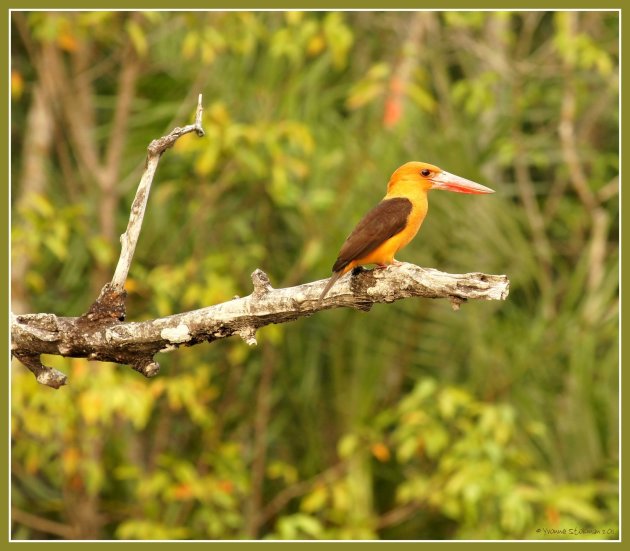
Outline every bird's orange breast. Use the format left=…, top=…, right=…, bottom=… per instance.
left=340, top=183, right=428, bottom=274
left=350, top=207, right=424, bottom=266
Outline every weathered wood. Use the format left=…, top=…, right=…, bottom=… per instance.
left=87, top=94, right=206, bottom=323
left=10, top=264, right=509, bottom=388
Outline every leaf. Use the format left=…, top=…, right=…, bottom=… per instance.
left=370, top=442, right=391, bottom=462
left=78, top=391, right=103, bottom=425
left=293, top=514, right=325, bottom=538
left=126, top=19, right=147, bottom=57
left=423, top=425, right=450, bottom=459
left=323, top=12, right=353, bottom=69
left=406, top=82, right=436, bottom=113
left=84, top=461, right=105, bottom=496
left=338, top=433, right=360, bottom=459
left=396, top=436, right=420, bottom=463
left=267, top=461, right=298, bottom=484
left=182, top=31, right=199, bottom=59
left=346, top=80, right=384, bottom=110
left=301, top=484, right=328, bottom=513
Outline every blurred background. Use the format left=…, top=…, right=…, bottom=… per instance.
left=10, top=11, right=618, bottom=540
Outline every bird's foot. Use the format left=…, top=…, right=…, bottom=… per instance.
left=373, top=261, right=400, bottom=271
left=352, top=264, right=397, bottom=276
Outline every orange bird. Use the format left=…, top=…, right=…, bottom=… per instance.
left=318, top=161, right=494, bottom=303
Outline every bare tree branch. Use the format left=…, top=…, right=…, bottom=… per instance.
left=84, top=94, right=206, bottom=323
left=11, top=265, right=509, bottom=389
left=111, top=92, right=205, bottom=293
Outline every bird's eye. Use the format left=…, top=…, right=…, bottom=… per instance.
left=420, top=169, right=431, bottom=177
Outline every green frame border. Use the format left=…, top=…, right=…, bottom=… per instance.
left=3, top=2, right=623, bottom=548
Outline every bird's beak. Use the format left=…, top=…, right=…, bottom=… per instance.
left=430, top=171, right=495, bottom=194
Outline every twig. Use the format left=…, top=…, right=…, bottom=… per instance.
left=11, top=264, right=509, bottom=388
left=259, top=462, right=347, bottom=526
left=376, top=501, right=423, bottom=530
left=84, top=95, right=205, bottom=322
left=11, top=507, right=76, bottom=540
left=111, top=93, right=205, bottom=292
left=597, top=176, right=619, bottom=203
left=558, top=76, right=597, bottom=212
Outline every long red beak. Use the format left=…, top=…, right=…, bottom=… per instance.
left=429, top=170, right=494, bottom=194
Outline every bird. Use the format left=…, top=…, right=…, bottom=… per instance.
left=318, top=161, right=494, bottom=303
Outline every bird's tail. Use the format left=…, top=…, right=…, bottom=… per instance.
left=318, top=271, right=342, bottom=305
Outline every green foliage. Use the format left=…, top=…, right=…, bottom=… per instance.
left=11, top=11, right=618, bottom=540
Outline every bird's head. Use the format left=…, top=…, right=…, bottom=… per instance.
left=388, top=161, right=495, bottom=194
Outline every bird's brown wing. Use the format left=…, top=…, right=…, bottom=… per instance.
left=332, top=197, right=412, bottom=273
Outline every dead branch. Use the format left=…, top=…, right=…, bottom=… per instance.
left=11, top=264, right=509, bottom=389
left=85, top=94, right=205, bottom=323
